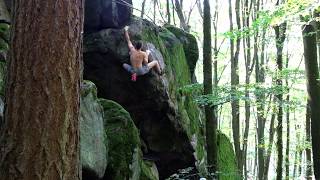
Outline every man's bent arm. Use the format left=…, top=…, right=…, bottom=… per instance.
left=124, top=28, right=134, bottom=51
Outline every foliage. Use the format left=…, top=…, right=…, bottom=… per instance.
left=223, top=0, right=319, bottom=40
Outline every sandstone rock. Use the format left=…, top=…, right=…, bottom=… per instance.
left=84, top=0, right=132, bottom=33
left=80, top=81, right=108, bottom=179
left=99, top=99, right=158, bottom=180
left=83, top=17, right=205, bottom=179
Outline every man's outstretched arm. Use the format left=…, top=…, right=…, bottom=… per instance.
left=124, top=26, right=134, bottom=51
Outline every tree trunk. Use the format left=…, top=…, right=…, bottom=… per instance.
left=174, top=0, right=188, bottom=31
left=153, top=0, right=156, bottom=22
left=263, top=99, right=277, bottom=180
left=203, top=0, right=218, bottom=176
left=302, top=24, right=320, bottom=179
left=166, top=0, right=171, bottom=24
left=171, top=0, right=176, bottom=25
left=305, top=102, right=312, bottom=180
left=274, top=21, right=286, bottom=180
left=0, top=0, right=83, bottom=179
left=229, top=0, right=242, bottom=176
left=242, top=1, right=253, bottom=178
left=285, top=55, right=290, bottom=180
left=141, top=0, right=147, bottom=18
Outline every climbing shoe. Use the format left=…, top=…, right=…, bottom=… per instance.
left=131, top=73, right=137, bottom=81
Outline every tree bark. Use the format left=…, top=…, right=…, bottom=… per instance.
left=166, top=0, right=171, bottom=24
left=263, top=104, right=277, bottom=180
left=274, top=21, right=286, bottom=180
left=285, top=55, right=290, bottom=180
left=302, top=24, right=320, bottom=179
left=228, top=0, right=242, bottom=176
left=141, top=0, right=147, bottom=18
left=203, top=0, right=217, bottom=177
left=305, top=102, right=312, bottom=180
left=174, top=0, right=188, bottom=31
left=0, top=0, right=83, bottom=179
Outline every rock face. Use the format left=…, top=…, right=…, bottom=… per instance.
left=84, top=0, right=132, bottom=33
left=80, top=81, right=108, bottom=179
left=218, top=133, right=239, bottom=180
left=165, top=25, right=199, bottom=78
left=100, top=99, right=158, bottom=180
left=83, top=17, right=205, bottom=179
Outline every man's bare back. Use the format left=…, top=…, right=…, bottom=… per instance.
left=130, top=50, right=147, bottom=69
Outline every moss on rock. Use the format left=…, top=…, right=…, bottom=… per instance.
left=139, top=22, right=206, bottom=176
left=165, top=25, right=199, bottom=77
left=99, top=99, right=158, bottom=180
left=218, top=132, right=240, bottom=180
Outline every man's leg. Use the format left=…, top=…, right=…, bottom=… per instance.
left=147, top=61, right=162, bottom=74
left=123, top=63, right=134, bottom=74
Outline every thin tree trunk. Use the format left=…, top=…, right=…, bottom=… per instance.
left=229, top=0, right=242, bottom=176
left=293, top=120, right=301, bottom=178
left=141, top=0, right=147, bottom=18
left=302, top=24, right=320, bottom=179
left=274, top=21, right=286, bottom=180
left=263, top=103, right=277, bottom=180
left=305, top=102, right=312, bottom=179
left=166, top=0, right=171, bottom=24
left=174, top=0, right=188, bottom=31
left=203, top=0, right=218, bottom=177
left=298, top=149, right=303, bottom=177
left=242, top=1, right=253, bottom=178
left=153, top=0, right=156, bottom=22
left=0, top=0, right=83, bottom=179
left=285, top=55, right=290, bottom=180
left=171, top=0, right=176, bottom=25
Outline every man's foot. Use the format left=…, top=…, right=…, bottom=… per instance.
left=131, top=73, right=137, bottom=81
left=124, top=26, right=129, bottom=31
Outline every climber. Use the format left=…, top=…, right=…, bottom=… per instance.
left=122, top=26, right=162, bottom=81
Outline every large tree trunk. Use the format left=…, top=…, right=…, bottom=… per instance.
left=274, top=21, right=286, bottom=180
left=0, top=0, right=83, bottom=179
left=302, top=24, right=320, bottom=179
left=203, top=0, right=218, bottom=176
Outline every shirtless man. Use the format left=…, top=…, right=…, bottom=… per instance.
left=122, top=26, right=162, bottom=81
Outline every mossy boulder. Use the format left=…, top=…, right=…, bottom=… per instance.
left=165, top=25, right=199, bottom=78
left=218, top=132, right=240, bottom=180
left=99, top=99, right=158, bottom=180
left=83, top=17, right=199, bottom=179
left=80, top=81, right=108, bottom=179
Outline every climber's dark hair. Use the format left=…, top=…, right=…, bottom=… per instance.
left=135, top=41, right=143, bottom=50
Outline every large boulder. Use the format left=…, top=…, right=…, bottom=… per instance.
left=100, top=99, right=158, bottom=180
left=80, top=81, right=108, bottom=179
left=84, top=0, right=132, bottom=33
left=83, top=17, right=206, bottom=179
